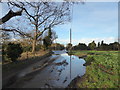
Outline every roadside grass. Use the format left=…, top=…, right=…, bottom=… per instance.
left=73, top=50, right=119, bottom=88
left=2, top=50, right=50, bottom=76
left=18, top=50, right=49, bottom=61
left=3, top=50, right=49, bottom=64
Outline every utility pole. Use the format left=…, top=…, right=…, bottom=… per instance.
left=70, top=3, right=73, bottom=80
left=70, top=28, right=72, bottom=79
left=70, top=28, right=72, bottom=45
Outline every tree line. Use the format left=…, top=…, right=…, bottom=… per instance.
left=66, top=40, right=120, bottom=51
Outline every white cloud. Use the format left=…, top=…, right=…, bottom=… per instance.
left=56, top=37, right=118, bottom=46
left=10, top=38, right=17, bottom=41
left=79, top=37, right=118, bottom=45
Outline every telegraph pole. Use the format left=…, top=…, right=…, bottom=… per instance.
left=70, top=28, right=72, bottom=45
left=70, top=28, right=72, bottom=79
left=69, top=3, right=73, bottom=80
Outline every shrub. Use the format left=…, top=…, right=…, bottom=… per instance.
left=35, top=44, right=42, bottom=51
left=85, top=56, right=95, bottom=62
left=2, top=43, right=9, bottom=62
left=6, top=43, right=23, bottom=62
left=83, top=56, right=95, bottom=66
left=22, top=45, right=32, bottom=52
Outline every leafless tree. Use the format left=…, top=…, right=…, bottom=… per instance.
left=0, top=0, right=84, bottom=52
left=3, top=1, right=70, bottom=52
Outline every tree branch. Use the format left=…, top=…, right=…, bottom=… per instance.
left=0, top=28, right=33, bottom=39
left=37, top=27, right=50, bottom=39
left=9, top=2, right=36, bottom=21
left=0, top=10, right=23, bottom=25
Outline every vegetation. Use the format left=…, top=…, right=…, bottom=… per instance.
left=50, top=43, right=65, bottom=50
left=73, top=50, right=119, bottom=88
left=73, top=43, right=88, bottom=50
left=88, top=41, right=96, bottom=50
left=72, top=41, right=120, bottom=51
left=83, top=56, right=95, bottom=66
left=1, top=1, right=119, bottom=88
left=22, top=45, right=32, bottom=52
left=3, top=50, right=50, bottom=78
left=4, top=43, right=23, bottom=62
left=1, top=2, right=70, bottom=53
left=66, top=43, right=72, bottom=50
left=43, top=27, right=53, bottom=50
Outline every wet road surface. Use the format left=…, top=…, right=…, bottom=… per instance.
left=9, top=50, right=86, bottom=88
left=0, top=49, right=2, bottom=89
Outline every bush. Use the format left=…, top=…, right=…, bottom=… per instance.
left=6, top=43, right=23, bottom=62
left=2, top=43, right=9, bottom=62
left=83, top=56, right=95, bottom=66
left=22, top=45, right=32, bottom=52
left=35, top=44, right=42, bottom=51
left=85, top=56, right=95, bottom=62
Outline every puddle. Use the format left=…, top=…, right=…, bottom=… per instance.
left=17, top=50, right=86, bottom=88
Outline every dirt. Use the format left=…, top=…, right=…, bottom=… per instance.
left=83, top=61, right=92, bottom=66
left=2, top=52, right=52, bottom=88
left=73, top=53, right=87, bottom=59
left=97, top=64, right=114, bottom=75
left=5, top=56, right=60, bottom=88
left=67, top=75, right=86, bottom=88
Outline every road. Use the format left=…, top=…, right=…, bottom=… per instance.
left=7, top=50, right=86, bottom=88
left=0, top=49, right=2, bottom=89
left=0, top=49, right=2, bottom=62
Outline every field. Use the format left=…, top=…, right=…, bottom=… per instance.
left=72, top=50, right=119, bottom=88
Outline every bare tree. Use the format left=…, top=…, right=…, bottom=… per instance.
left=6, top=1, right=70, bottom=53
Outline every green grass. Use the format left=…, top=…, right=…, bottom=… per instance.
left=73, top=50, right=119, bottom=88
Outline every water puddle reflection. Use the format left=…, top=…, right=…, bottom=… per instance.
left=20, top=51, right=86, bottom=88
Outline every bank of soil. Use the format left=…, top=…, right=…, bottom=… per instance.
left=2, top=51, right=53, bottom=88
left=7, top=55, right=60, bottom=88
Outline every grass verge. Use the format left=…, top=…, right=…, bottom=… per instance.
left=73, top=50, right=119, bottom=88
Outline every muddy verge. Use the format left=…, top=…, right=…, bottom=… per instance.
left=83, top=56, right=95, bottom=66
left=78, top=55, right=87, bottom=58
left=2, top=52, right=52, bottom=88
left=67, top=75, right=86, bottom=88
left=73, top=54, right=87, bottom=59
left=6, top=56, right=60, bottom=88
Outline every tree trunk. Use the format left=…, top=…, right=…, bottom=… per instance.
left=32, top=30, right=37, bottom=53
left=32, top=22, right=38, bottom=53
left=32, top=39, right=36, bottom=53
left=32, top=16, right=39, bottom=53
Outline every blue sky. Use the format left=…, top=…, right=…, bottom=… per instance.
left=54, top=2, right=118, bottom=46
left=0, top=2, right=118, bottom=46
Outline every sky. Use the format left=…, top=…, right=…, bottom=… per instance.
left=54, top=2, right=118, bottom=46
left=0, top=2, right=118, bottom=46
